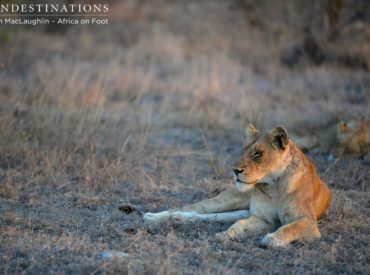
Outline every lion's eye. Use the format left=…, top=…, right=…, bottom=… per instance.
left=252, top=151, right=263, bottom=159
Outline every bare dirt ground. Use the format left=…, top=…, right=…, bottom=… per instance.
left=0, top=0, right=369, bottom=274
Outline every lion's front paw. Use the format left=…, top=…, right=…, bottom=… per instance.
left=215, top=230, right=240, bottom=242
left=215, top=231, right=230, bottom=242
left=143, top=211, right=170, bottom=223
left=261, top=233, right=289, bottom=248
left=143, top=212, right=157, bottom=222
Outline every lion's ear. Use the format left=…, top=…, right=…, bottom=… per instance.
left=269, top=126, right=289, bottom=150
left=245, top=124, right=258, bottom=140
left=338, top=121, right=348, bottom=133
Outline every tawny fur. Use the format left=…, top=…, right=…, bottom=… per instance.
left=291, top=119, right=370, bottom=159
left=332, top=119, right=370, bottom=159
left=144, top=125, right=331, bottom=247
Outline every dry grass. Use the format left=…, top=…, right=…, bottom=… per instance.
left=0, top=0, right=369, bottom=274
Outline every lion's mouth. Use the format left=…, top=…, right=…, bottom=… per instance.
left=236, top=179, right=253, bottom=185
left=236, top=175, right=261, bottom=185
left=235, top=179, right=256, bottom=192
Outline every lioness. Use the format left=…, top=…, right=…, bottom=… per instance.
left=289, top=121, right=338, bottom=154
left=331, top=119, right=370, bottom=159
left=144, top=125, right=331, bottom=247
left=290, top=118, right=370, bottom=160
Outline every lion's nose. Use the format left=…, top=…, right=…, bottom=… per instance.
left=233, top=168, right=244, bottom=175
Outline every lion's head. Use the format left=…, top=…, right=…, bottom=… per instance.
left=332, top=119, right=370, bottom=158
left=233, top=125, right=291, bottom=192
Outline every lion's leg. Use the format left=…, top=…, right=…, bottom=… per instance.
left=176, top=187, right=250, bottom=213
left=289, top=133, right=318, bottom=152
left=261, top=217, right=320, bottom=247
left=216, top=215, right=274, bottom=241
left=143, top=210, right=249, bottom=223
left=144, top=187, right=250, bottom=223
